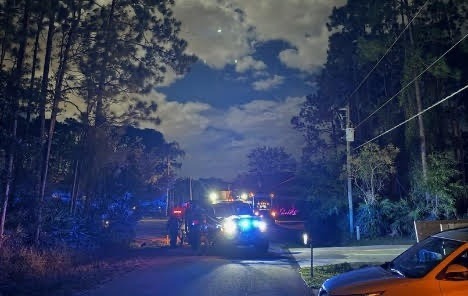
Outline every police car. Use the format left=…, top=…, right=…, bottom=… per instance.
left=211, top=201, right=269, bottom=253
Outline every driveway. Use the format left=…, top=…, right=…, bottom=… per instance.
left=288, top=244, right=412, bottom=268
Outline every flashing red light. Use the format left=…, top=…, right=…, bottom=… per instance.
left=172, top=207, right=184, bottom=217
left=271, top=211, right=277, bottom=217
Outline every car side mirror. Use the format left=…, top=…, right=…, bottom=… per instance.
left=444, top=264, right=468, bottom=281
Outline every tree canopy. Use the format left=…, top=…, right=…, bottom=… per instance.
left=293, top=0, right=468, bottom=238
left=0, top=0, right=195, bottom=248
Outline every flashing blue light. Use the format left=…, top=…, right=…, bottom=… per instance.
left=239, top=219, right=251, bottom=230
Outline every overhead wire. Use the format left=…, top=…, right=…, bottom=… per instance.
left=354, top=83, right=468, bottom=150
left=354, top=31, right=468, bottom=129
left=342, top=0, right=430, bottom=106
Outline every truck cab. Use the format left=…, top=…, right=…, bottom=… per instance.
left=210, top=200, right=269, bottom=253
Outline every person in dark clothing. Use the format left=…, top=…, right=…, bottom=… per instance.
left=166, top=214, right=180, bottom=248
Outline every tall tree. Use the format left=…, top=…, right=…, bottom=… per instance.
left=1, top=0, right=31, bottom=246
left=246, top=146, right=296, bottom=192
left=74, top=0, right=195, bottom=217
left=36, top=0, right=88, bottom=245
left=294, top=0, right=468, bottom=240
left=0, top=0, right=196, bottom=247
left=350, top=143, right=399, bottom=206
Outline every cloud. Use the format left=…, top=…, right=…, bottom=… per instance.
left=236, top=0, right=346, bottom=72
left=138, top=91, right=305, bottom=180
left=173, top=0, right=346, bottom=72
left=158, top=67, right=184, bottom=87
left=173, top=0, right=254, bottom=69
left=60, top=89, right=305, bottom=180
left=138, top=92, right=213, bottom=136
left=252, top=75, right=284, bottom=91
left=235, top=56, right=267, bottom=73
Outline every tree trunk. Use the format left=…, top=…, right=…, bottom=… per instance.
left=0, top=120, right=16, bottom=247
left=1, top=0, right=30, bottom=247
left=95, top=0, right=116, bottom=127
left=34, top=7, right=56, bottom=245
left=26, top=10, right=45, bottom=125
left=70, top=160, right=80, bottom=215
left=0, top=0, right=14, bottom=68
left=36, top=1, right=82, bottom=244
left=404, top=0, right=429, bottom=202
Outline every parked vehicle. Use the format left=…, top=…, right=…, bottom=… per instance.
left=318, top=227, right=468, bottom=296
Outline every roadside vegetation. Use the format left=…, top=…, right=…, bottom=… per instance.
left=0, top=1, right=194, bottom=294
left=0, top=241, right=171, bottom=296
left=289, top=0, right=468, bottom=247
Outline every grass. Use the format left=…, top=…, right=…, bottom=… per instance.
left=299, top=262, right=384, bottom=289
left=294, top=236, right=411, bottom=289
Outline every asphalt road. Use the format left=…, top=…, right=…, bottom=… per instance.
left=78, top=218, right=411, bottom=296
left=79, top=218, right=311, bottom=296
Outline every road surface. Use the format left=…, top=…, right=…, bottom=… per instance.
left=77, top=218, right=412, bottom=296
left=79, top=218, right=311, bottom=296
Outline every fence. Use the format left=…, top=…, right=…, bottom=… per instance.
left=414, top=219, right=468, bottom=242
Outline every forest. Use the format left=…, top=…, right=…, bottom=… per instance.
left=0, top=0, right=196, bottom=250
left=291, top=0, right=468, bottom=243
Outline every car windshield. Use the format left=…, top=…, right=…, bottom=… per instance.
left=391, top=236, right=464, bottom=278
left=212, top=202, right=252, bottom=217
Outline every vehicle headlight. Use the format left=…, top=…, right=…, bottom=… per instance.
left=223, top=220, right=237, bottom=235
left=252, top=220, right=267, bottom=232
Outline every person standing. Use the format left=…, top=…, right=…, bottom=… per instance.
left=167, top=214, right=180, bottom=248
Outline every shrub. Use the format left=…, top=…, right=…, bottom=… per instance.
left=355, top=203, right=386, bottom=238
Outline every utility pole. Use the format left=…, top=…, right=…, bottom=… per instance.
left=189, top=177, right=193, bottom=201
left=345, top=104, right=354, bottom=237
left=165, top=157, right=171, bottom=216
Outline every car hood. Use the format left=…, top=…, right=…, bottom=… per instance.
left=322, top=265, right=409, bottom=294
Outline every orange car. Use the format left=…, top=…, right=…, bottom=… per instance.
left=318, top=227, right=468, bottom=296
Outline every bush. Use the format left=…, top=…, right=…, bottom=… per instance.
left=380, top=198, right=417, bottom=238
left=355, top=203, right=386, bottom=238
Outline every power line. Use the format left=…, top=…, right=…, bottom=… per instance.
left=354, top=83, right=468, bottom=150
left=355, top=31, right=468, bottom=129
left=343, top=0, right=430, bottom=105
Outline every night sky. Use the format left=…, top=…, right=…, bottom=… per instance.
left=134, top=0, right=346, bottom=180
